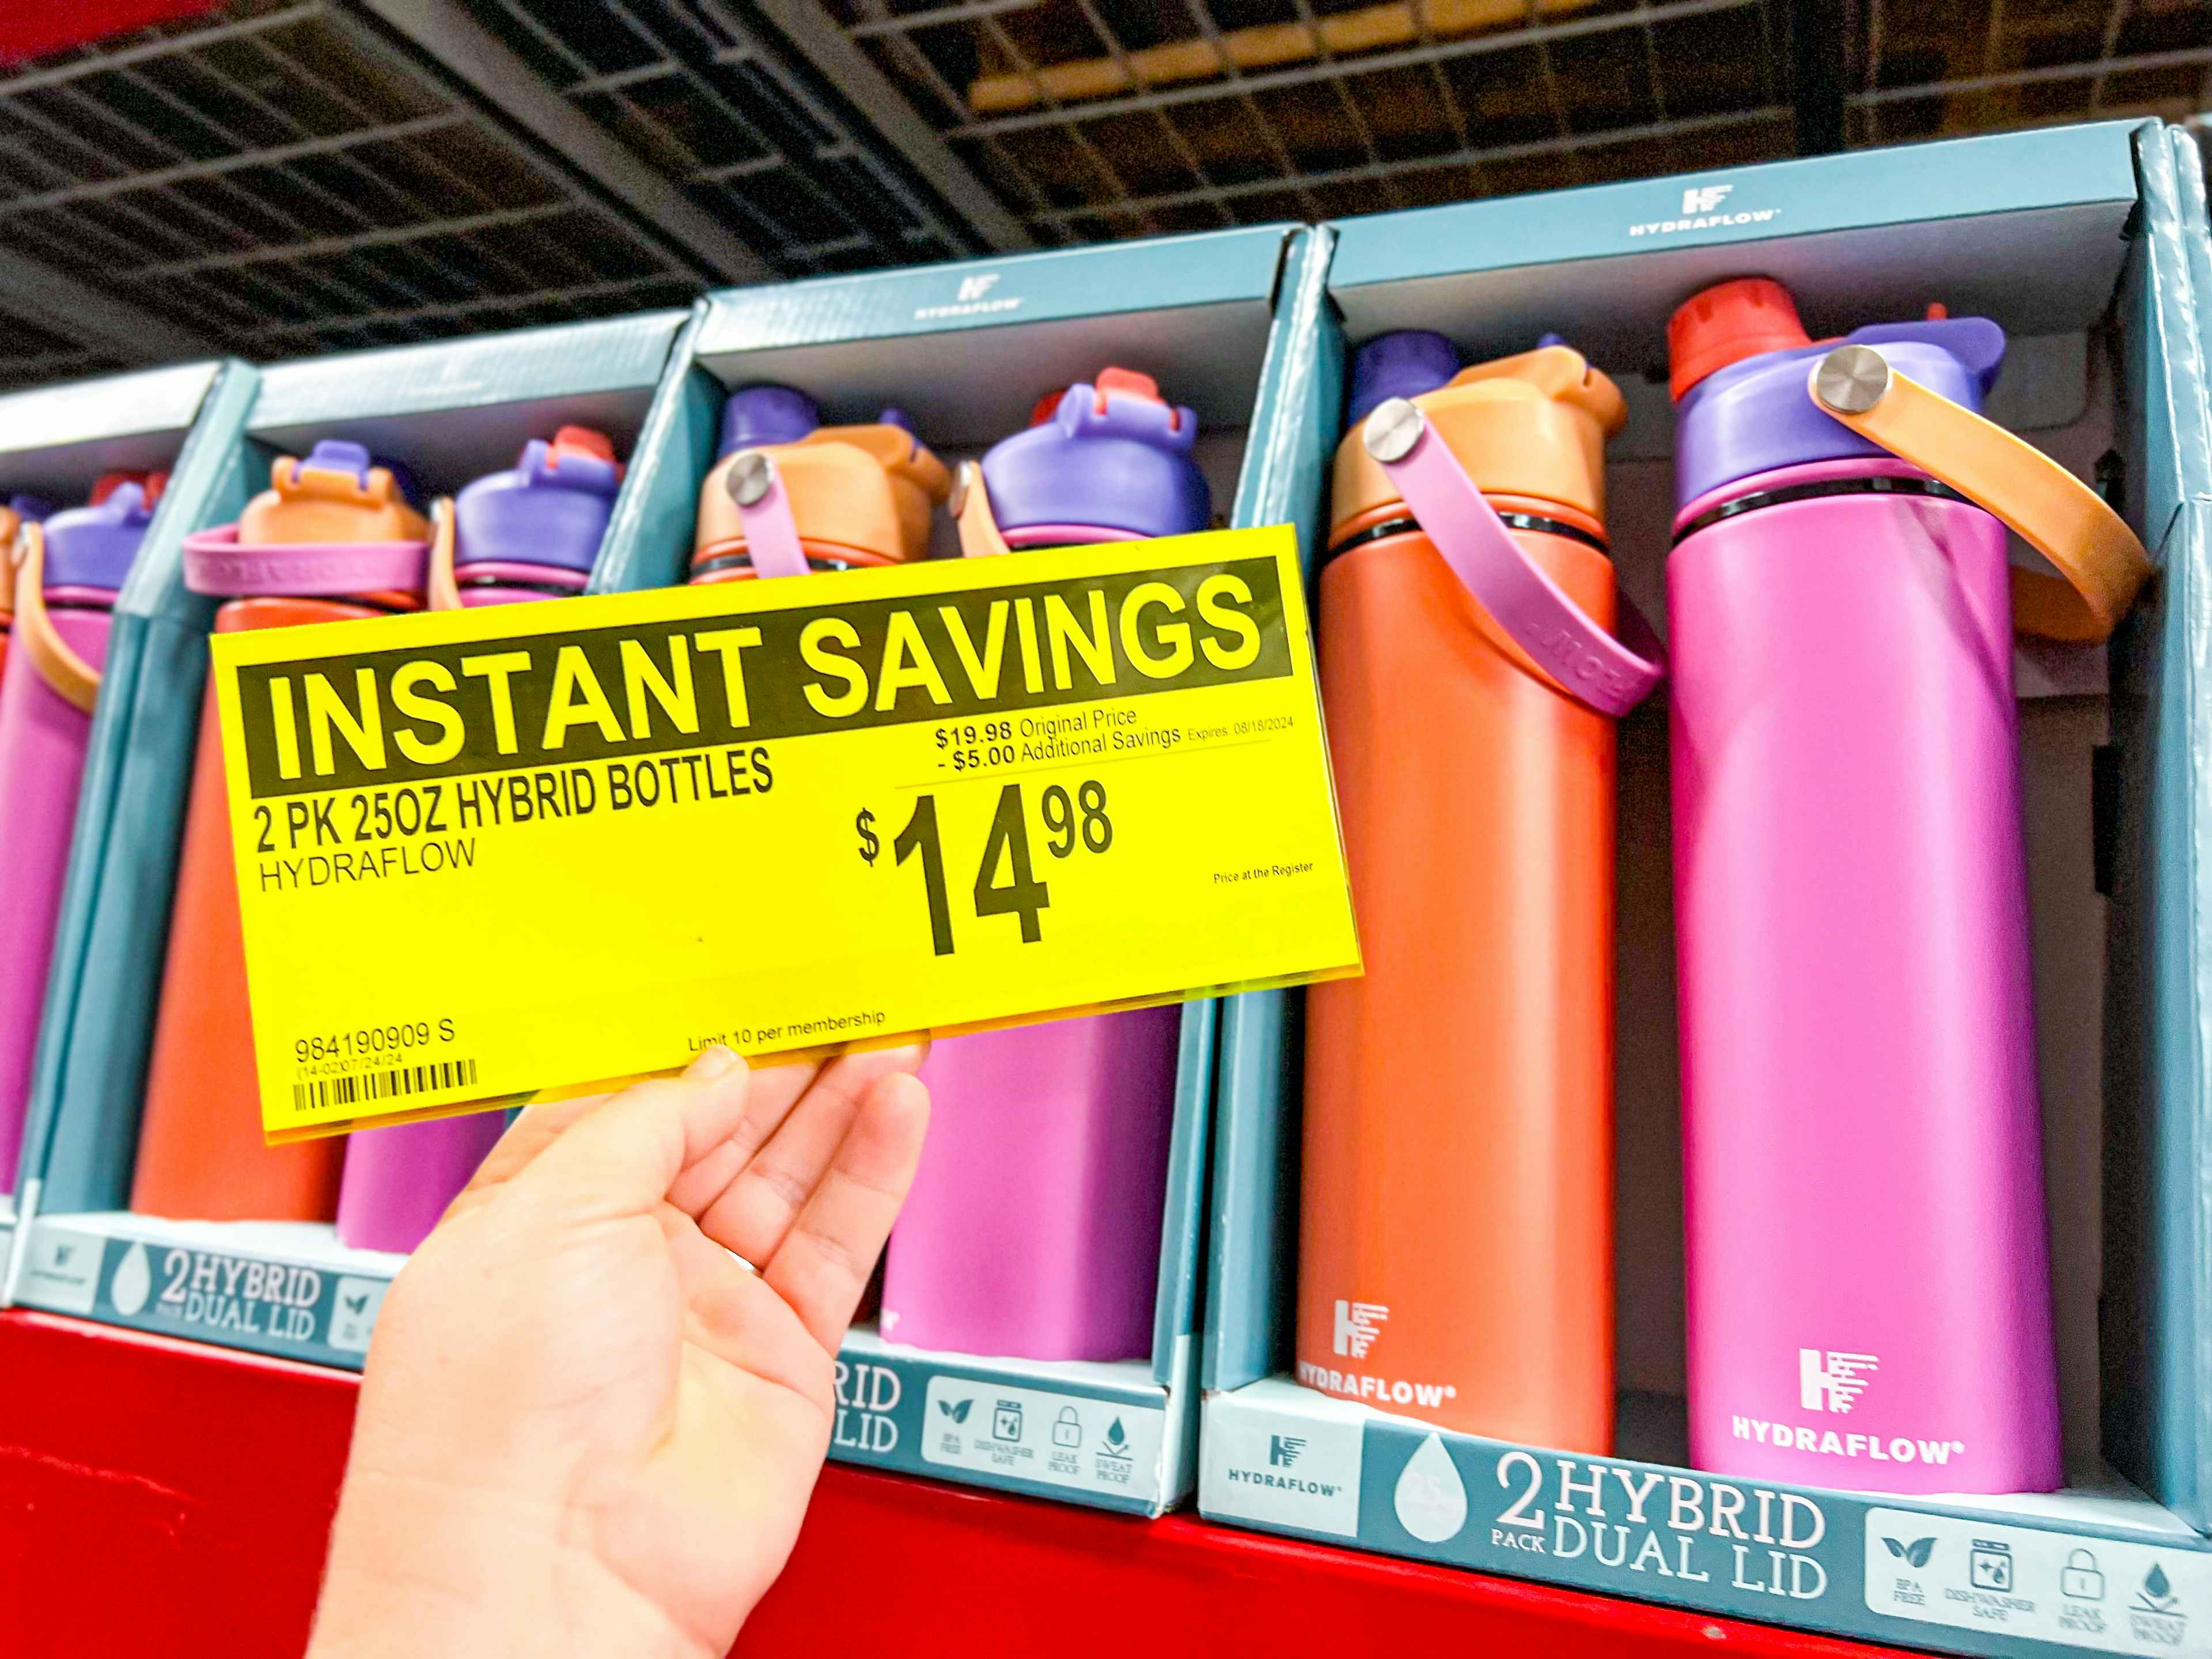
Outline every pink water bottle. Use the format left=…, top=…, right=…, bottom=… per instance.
left=333, top=429, right=623, bottom=1253
left=0, top=480, right=157, bottom=1187
left=875, top=370, right=1208, bottom=1362
left=1669, top=279, right=2150, bottom=1494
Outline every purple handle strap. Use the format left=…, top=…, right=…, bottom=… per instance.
left=726, top=450, right=810, bottom=579
left=1365, top=398, right=1664, bottom=717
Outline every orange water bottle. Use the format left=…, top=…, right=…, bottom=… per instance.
left=1296, top=332, right=1642, bottom=1448
left=131, top=442, right=429, bottom=1221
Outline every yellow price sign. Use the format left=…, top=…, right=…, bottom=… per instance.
left=211, top=524, right=1361, bottom=1141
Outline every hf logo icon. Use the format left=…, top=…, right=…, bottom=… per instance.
left=1332, top=1298, right=1388, bottom=1359
left=1799, top=1348, right=1879, bottom=1414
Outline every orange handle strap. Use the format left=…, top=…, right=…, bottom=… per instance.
left=426, top=498, right=463, bottom=612
left=12, top=523, right=100, bottom=713
left=1808, top=345, right=2152, bottom=644
left=950, top=461, right=1013, bottom=560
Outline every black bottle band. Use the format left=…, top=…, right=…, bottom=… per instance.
left=1673, top=475, right=1971, bottom=544
left=1325, top=510, right=1609, bottom=567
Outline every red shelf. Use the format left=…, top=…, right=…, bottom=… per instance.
left=0, top=1309, right=1913, bottom=1657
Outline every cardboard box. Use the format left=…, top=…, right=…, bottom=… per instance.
left=3, top=231, right=1346, bottom=1520
left=0, top=357, right=256, bottom=1264
left=1198, top=121, right=2212, bottom=1656
left=638, top=226, right=1338, bottom=1515
left=7, top=313, right=694, bottom=1362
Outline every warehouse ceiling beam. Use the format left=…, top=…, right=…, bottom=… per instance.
left=340, top=0, right=777, bottom=286
left=0, top=243, right=217, bottom=365
left=730, top=0, right=1035, bottom=252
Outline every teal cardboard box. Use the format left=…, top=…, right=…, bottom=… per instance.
left=9, top=313, right=694, bottom=1359
left=624, top=225, right=1337, bottom=1515
left=0, top=357, right=258, bottom=1272
left=1199, top=120, right=2212, bottom=1659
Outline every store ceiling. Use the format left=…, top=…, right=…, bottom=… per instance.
left=0, top=0, right=2206, bottom=389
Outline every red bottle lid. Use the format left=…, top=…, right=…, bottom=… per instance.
left=1666, top=277, right=1812, bottom=400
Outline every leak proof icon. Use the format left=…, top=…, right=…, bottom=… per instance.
left=2061, top=1550, right=2105, bottom=1601
left=1052, top=1407, right=1082, bottom=1449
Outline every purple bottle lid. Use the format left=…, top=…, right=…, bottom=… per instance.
left=979, top=369, right=1210, bottom=541
left=1347, top=331, right=1460, bottom=426
left=454, top=427, right=622, bottom=577
left=8, top=494, right=53, bottom=523
left=719, top=385, right=820, bottom=457
left=42, top=480, right=155, bottom=592
left=1675, top=315, right=2006, bottom=509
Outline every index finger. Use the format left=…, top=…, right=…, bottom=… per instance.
left=499, top=1047, right=757, bottom=1226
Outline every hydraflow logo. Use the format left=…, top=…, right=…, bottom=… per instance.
left=1630, top=180, right=1780, bottom=237
left=916, top=270, right=1022, bottom=320
left=1800, top=1349, right=1878, bottom=1414
left=1333, top=1298, right=1388, bottom=1358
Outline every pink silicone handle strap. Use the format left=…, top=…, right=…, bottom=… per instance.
left=726, top=451, right=810, bottom=580
left=179, top=525, right=430, bottom=598
left=1366, top=398, right=1663, bottom=717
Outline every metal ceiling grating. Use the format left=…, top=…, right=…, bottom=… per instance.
left=0, top=0, right=707, bottom=385
left=1854, top=0, right=2212, bottom=147
left=0, top=303, right=127, bottom=390
left=459, top=0, right=994, bottom=274
left=0, top=0, right=2207, bottom=392
left=832, top=0, right=2212, bottom=241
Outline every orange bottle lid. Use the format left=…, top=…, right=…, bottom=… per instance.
left=1330, top=344, right=1626, bottom=541
left=694, top=422, right=950, bottom=569
left=238, top=441, right=428, bottom=546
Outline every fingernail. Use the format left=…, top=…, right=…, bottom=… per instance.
left=687, top=1044, right=739, bottom=1080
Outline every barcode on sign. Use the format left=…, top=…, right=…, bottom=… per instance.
left=293, top=1058, right=479, bottom=1113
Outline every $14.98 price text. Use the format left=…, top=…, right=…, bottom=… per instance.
left=855, top=781, right=1112, bottom=956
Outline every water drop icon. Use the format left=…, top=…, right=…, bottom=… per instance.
left=111, top=1242, right=151, bottom=1317
left=2139, top=1562, right=2180, bottom=1613
left=1392, top=1433, right=1469, bottom=1543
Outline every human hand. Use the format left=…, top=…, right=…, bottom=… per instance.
left=307, top=1044, right=930, bottom=1659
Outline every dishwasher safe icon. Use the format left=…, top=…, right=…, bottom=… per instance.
left=992, top=1400, right=1024, bottom=1442
left=1970, top=1540, right=2015, bottom=1593
left=1052, top=1407, right=1083, bottom=1449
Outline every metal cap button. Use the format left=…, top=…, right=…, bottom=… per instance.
left=1813, top=344, right=1892, bottom=415
left=1362, top=396, right=1427, bottom=465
